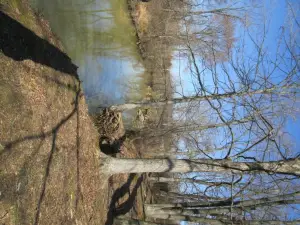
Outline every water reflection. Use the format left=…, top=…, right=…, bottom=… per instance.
left=30, top=0, right=144, bottom=113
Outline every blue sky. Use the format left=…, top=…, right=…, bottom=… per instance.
left=171, top=0, right=300, bottom=159
left=260, top=0, right=300, bottom=154
left=172, top=2, right=300, bottom=219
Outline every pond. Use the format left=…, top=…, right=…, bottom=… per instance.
left=29, top=0, right=145, bottom=114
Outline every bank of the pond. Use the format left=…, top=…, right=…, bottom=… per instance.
left=0, top=1, right=109, bottom=224
left=127, top=0, right=176, bottom=91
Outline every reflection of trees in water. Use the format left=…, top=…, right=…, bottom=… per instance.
left=66, top=0, right=139, bottom=60
left=32, top=0, right=140, bottom=61
left=85, top=0, right=140, bottom=61
left=122, top=71, right=152, bottom=102
left=32, top=0, right=146, bottom=110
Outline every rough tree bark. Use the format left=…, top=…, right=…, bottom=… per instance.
left=145, top=191, right=300, bottom=211
left=145, top=192, right=300, bottom=223
left=101, top=156, right=300, bottom=176
left=135, top=116, right=253, bottom=138
left=148, top=176, right=240, bottom=186
left=142, top=213, right=300, bottom=225
left=107, top=84, right=299, bottom=111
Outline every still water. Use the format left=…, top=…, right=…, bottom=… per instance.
left=29, top=0, right=144, bottom=113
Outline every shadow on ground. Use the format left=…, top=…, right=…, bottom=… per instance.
left=105, top=174, right=144, bottom=225
left=0, top=6, right=105, bottom=224
left=0, top=53, right=82, bottom=225
left=0, top=11, right=78, bottom=77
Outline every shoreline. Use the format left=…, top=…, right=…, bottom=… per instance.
left=127, top=0, right=148, bottom=61
left=0, top=1, right=108, bottom=224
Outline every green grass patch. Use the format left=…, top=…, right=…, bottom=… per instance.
left=0, top=0, right=37, bottom=31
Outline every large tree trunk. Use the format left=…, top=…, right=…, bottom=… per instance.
left=101, top=156, right=300, bottom=176
left=145, top=191, right=300, bottom=210
left=145, top=194, right=300, bottom=224
left=107, top=84, right=298, bottom=111
left=145, top=192, right=300, bottom=220
left=137, top=116, right=253, bottom=138
left=145, top=204, right=241, bottom=217
left=158, top=190, right=222, bottom=202
left=149, top=176, right=238, bottom=186
left=144, top=212, right=300, bottom=225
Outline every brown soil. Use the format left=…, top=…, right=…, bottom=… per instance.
left=0, top=1, right=160, bottom=224
left=0, top=1, right=109, bottom=224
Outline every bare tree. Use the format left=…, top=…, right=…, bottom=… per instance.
left=100, top=1, right=300, bottom=224
left=100, top=155, right=300, bottom=175
left=144, top=191, right=300, bottom=223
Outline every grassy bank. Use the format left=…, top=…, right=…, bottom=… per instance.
left=0, top=1, right=108, bottom=224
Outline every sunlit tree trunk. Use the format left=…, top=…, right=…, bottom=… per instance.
left=107, top=84, right=299, bottom=111
left=101, top=156, right=300, bottom=176
left=144, top=211, right=300, bottom=225
left=149, top=176, right=234, bottom=186
left=137, top=116, right=253, bottom=138
left=146, top=191, right=300, bottom=210
left=145, top=192, right=300, bottom=223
